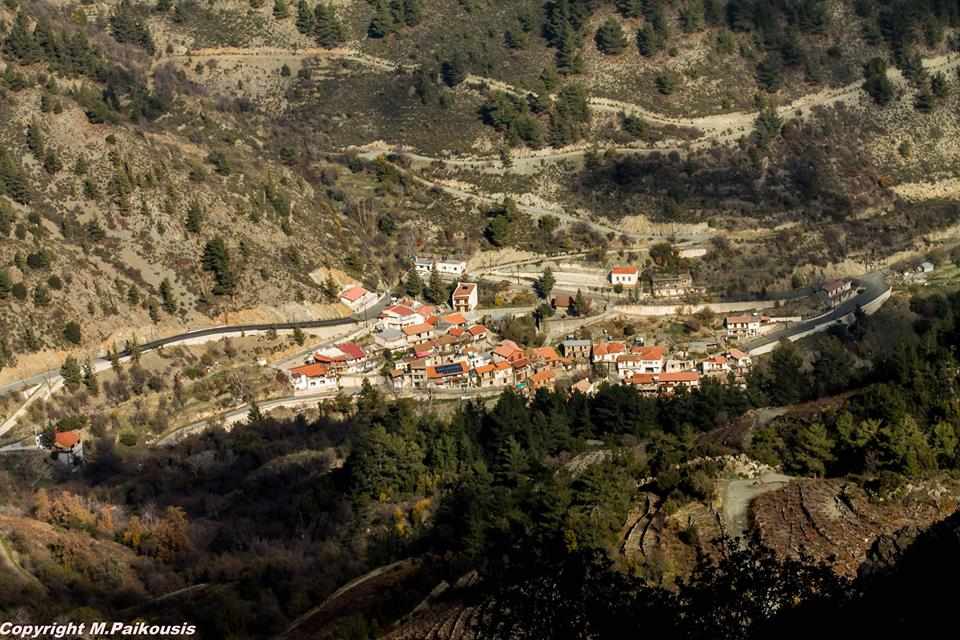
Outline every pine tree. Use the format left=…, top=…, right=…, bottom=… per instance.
left=185, top=200, right=203, bottom=233
left=26, top=120, right=45, bottom=158
left=4, top=12, right=40, bottom=63
left=595, top=17, right=626, bottom=55
left=83, top=360, right=99, bottom=395
left=555, top=26, right=583, bottom=74
left=273, top=0, right=290, bottom=19
left=63, top=321, right=82, bottom=344
left=535, top=267, right=556, bottom=300
left=402, top=0, right=422, bottom=26
left=160, top=278, right=177, bottom=314
left=405, top=269, right=423, bottom=297
left=368, top=0, right=394, bottom=38
left=295, top=0, right=315, bottom=34
left=441, top=54, right=467, bottom=87
left=202, top=237, right=236, bottom=295
left=314, top=3, right=345, bottom=48
left=60, top=355, right=83, bottom=388
left=427, top=266, right=444, bottom=304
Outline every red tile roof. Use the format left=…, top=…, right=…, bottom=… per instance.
left=426, top=361, right=469, bottom=379
left=593, top=342, right=626, bottom=356
left=627, top=373, right=657, bottom=386
left=660, top=371, right=700, bottom=383
left=54, top=430, right=81, bottom=449
left=340, top=286, right=368, bottom=302
left=728, top=349, right=750, bottom=360
left=611, top=266, right=639, bottom=275
left=290, top=363, right=330, bottom=378
left=448, top=327, right=465, bottom=337
left=442, top=312, right=467, bottom=325
left=403, top=323, right=434, bottom=336
left=468, top=324, right=488, bottom=336
left=631, top=345, right=666, bottom=360
left=383, top=304, right=416, bottom=317
left=336, top=342, right=366, bottom=360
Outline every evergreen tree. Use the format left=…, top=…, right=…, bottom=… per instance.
left=26, top=120, right=45, bottom=158
left=60, top=355, right=83, bottom=388
left=368, top=0, right=394, bottom=38
left=402, top=0, right=422, bottom=26
left=4, top=12, right=40, bottom=63
left=63, top=321, right=82, bottom=345
left=83, top=360, right=99, bottom=396
left=185, top=200, right=203, bottom=233
left=555, top=26, right=583, bottom=74
left=160, top=278, right=177, bottom=314
left=595, top=17, right=627, bottom=55
left=273, top=0, right=290, bottom=19
left=441, top=54, right=468, bottom=87
left=405, top=269, right=423, bottom=297
left=0, top=271, right=9, bottom=299
left=202, top=237, right=236, bottom=295
left=427, top=266, right=444, bottom=304
left=43, top=149, right=62, bottom=175
left=314, top=3, right=345, bottom=48
left=295, top=0, right=315, bottom=34
left=535, top=267, right=556, bottom=300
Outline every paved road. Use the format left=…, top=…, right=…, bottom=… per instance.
left=0, top=295, right=390, bottom=398
left=744, top=271, right=890, bottom=356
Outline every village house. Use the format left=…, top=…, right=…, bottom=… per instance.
left=414, top=255, right=468, bottom=277
left=658, top=371, right=701, bottom=394
left=512, top=358, right=532, bottom=386
left=438, top=312, right=468, bottom=330
left=426, top=361, right=471, bottom=389
left=724, top=314, right=762, bottom=338
left=727, top=349, right=752, bottom=371
left=592, top=341, right=627, bottom=364
left=463, top=346, right=492, bottom=369
left=451, top=282, right=479, bottom=312
left=529, top=367, right=556, bottom=393
left=52, top=430, right=84, bottom=466
left=559, top=339, right=592, bottom=362
left=630, top=345, right=666, bottom=373
left=609, top=266, right=639, bottom=287
left=339, top=285, right=378, bottom=311
left=700, top=354, right=730, bottom=379
left=528, top=346, right=565, bottom=371
left=821, top=279, right=855, bottom=306
left=492, top=339, right=525, bottom=363
left=467, top=324, right=489, bottom=342
left=289, top=363, right=338, bottom=393
left=336, top=342, right=367, bottom=371
left=665, top=354, right=697, bottom=373
left=403, top=322, right=435, bottom=346
left=379, top=304, right=425, bottom=331
left=649, top=272, right=694, bottom=298
left=375, top=328, right=408, bottom=352
left=474, top=361, right=512, bottom=387
left=626, top=371, right=701, bottom=395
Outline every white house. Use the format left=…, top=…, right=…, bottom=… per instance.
left=451, top=282, right=478, bottom=312
left=375, top=328, right=407, bottom=351
left=414, top=255, right=467, bottom=277
left=289, top=363, right=338, bottom=392
left=609, top=266, right=639, bottom=287
left=617, top=346, right=665, bottom=378
left=821, top=279, right=854, bottom=305
left=340, top=285, right=378, bottom=311
left=403, top=322, right=435, bottom=345
left=379, top=304, right=425, bottom=330
left=725, top=314, right=762, bottom=338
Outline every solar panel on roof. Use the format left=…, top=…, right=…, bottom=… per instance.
left=435, top=363, right=464, bottom=376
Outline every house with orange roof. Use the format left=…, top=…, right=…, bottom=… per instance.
left=529, top=367, right=556, bottom=393
left=447, top=326, right=466, bottom=338
left=439, top=312, right=468, bottom=329
left=467, top=324, right=489, bottom=342
left=52, top=430, right=84, bottom=465
left=403, top=322, right=435, bottom=345
left=426, top=361, right=471, bottom=389
left=727, top=349, right=752, bottom=370
left=592, top=341, right=627, bottom=364
left=492, top=339, right=525, bottom=363
left=700, top=354, right=730, bottom=378
left=609, top=266, right=639, bottom=287
left=289, top=363, right=338, bottom=393
left=657, top=371, right=701, bottom=393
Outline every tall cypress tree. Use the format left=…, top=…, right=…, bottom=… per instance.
left=368, top=0, right=394, bottom=38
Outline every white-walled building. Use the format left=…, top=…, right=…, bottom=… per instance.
left=609, top=266, right=640, bottom=287
left=451, top=282, right=478, bottom=312
left=725, top=314, right=762, bottom=338
left=289, top=363, right=338, bottom=392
